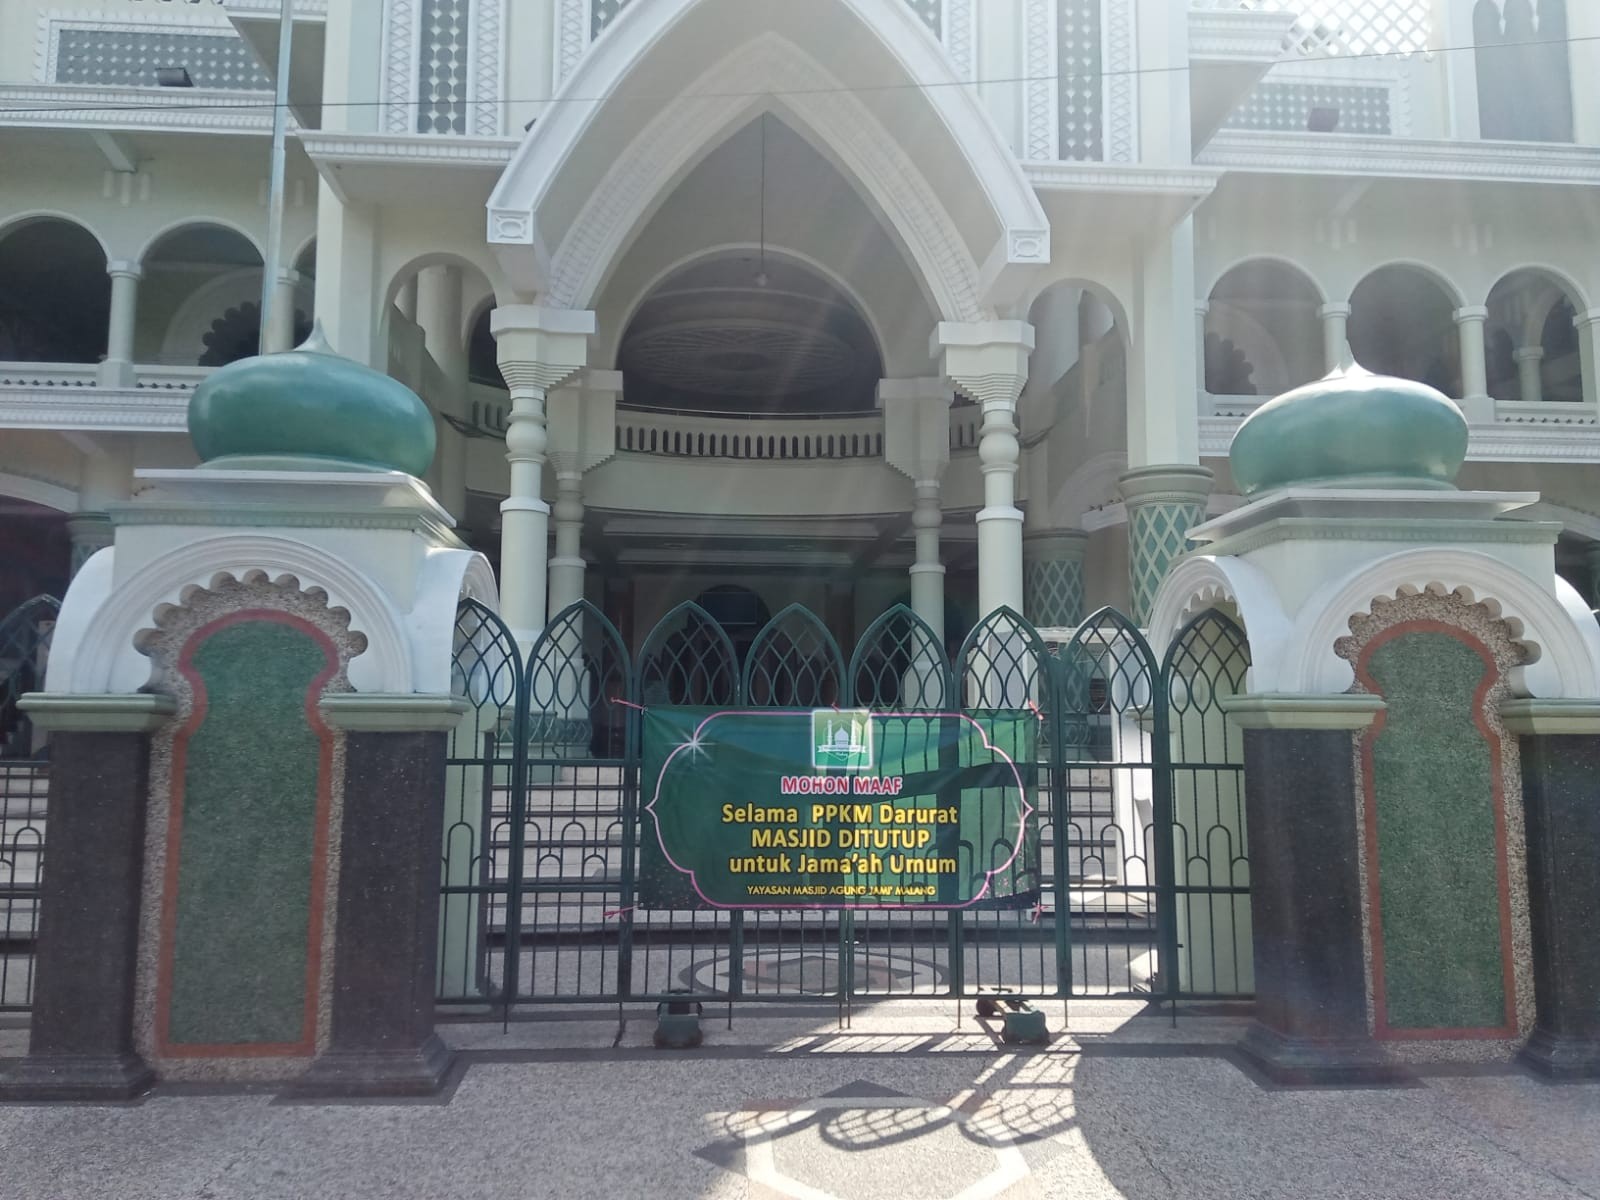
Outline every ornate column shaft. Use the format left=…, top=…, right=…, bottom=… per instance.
left=1514, top=346, right=1545, bottom=405
left=491, top=306, right=596, bottom=651
left=880, top=377, right=954, bottom=644
left=1454, top=305, right=1493, bottom=422
left=1024, top=531, right=1089, bottom=629
left=934, top=324, right=1034, bottom=621
left=1319, top=302, right=1352, bottom=374
left=1118, top=465, right=1212, bottom=626
left=99, top=261, right=141, bottom=388
left=264, top=268, right=301, bottom=355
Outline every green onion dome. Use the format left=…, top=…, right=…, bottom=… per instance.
left=1230, top=361, right=1469, bottom=496
left=187, top=325, right=436, bottom=477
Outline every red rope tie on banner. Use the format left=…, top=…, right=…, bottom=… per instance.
left=1030, top=899, right=1045, bottom=925
left=1026, top=699, right=1045, bottom=722
left=610, top=697, right=646, bottom=712
left=602, top=905, right=635, bottom=920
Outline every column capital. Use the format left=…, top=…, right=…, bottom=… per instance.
left=547, top=368, right=620, bottom=477
left=1574, top=308, right=1600, bottom=331
left=106, top=260, right=142, bottom=281
left=492, top=305, right=596, bottom=392
left=1453, top=305, right=1490, bottom=324
left=932, top=321, right=1035, bottom=410
left=1116, top=464, right=1214, bottom=505
left=1023, top=529, right=1089, bottom=563
left=881, top=376, right=954, bottom=483
left=1513, top=345, right=1547, bottom=364
left=1317, top=302, right=1352, bottom=320
left=1194, top=300, right=1211, bottom=317
left=274, top=267, right=302, bottom=288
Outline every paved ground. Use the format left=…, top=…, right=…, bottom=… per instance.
left=2, top=1003, right=1598, bottom=1200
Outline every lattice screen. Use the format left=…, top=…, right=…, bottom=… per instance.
left=418, top=0, right=470, bottom=133
left=1196, top=0, right=1432, bottom=56
left=54, top=28, right=269, bottom=89
left=590, top=0, right=940, bottom=44
left=1224, top=81, right=1392, bottom=133
left=1058, top=0, right=1103, bottom=160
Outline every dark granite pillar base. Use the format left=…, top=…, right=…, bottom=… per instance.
left=0, top=1053, right=154, bottom=1102
left=1514, top=723, right=1600, bottom=1081
left=1225, top=709, right=1388, bottom=1086
left=0, top=702, right=170, bottom=1102
left=287, top=1034, right=454, bottom=1099
left=1519, top=1028, right=1600, bottom=1080
left=1237, top=1025, right=1411, bottom=1087
left=296, top=702, right=461, bottom=1098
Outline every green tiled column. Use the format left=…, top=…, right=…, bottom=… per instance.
left=1118, top=466, right=1213, bottom=625
left=1023, top=530, right=1088, bottom=628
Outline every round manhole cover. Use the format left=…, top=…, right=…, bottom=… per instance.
left=684, top=948, right=946, bottom=995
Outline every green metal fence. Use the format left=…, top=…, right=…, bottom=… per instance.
left=0, top=594, right=58, bottom=1012
left=438, top=598, right=1253, bottom=1015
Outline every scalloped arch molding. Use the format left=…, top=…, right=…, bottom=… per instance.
left=1150, top=548, right=1600, bottom=700
left=488, top=2, right=1048, bottom=320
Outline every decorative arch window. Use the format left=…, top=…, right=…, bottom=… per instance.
left=1474, top=0, right=1573, bottom=143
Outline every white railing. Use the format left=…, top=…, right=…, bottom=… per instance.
left=1496, top=400, right=1600, bottom=425
left=0, top=363, right=99, bottom=389
left=616, top=409, right=887, bottom=462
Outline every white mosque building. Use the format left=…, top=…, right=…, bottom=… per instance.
left=2, top=0, right=1599, bottom=660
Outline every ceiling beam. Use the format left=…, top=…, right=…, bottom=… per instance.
left=88, top=130, right=138, bottom=173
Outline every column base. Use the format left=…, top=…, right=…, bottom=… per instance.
left=1236, top=1024, right=1413, bottom=1087
left=1518, top=1028, right=1600, bottom=1080
left=284, top=1034, right=456, bottom=1099
left=0, top=1052, right=154, bottom=1102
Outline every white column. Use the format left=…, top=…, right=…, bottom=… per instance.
left=908, top=482, right=945, bottom=648
left=311, top=181, right=379, bottom=365
left=263, top=268, right=301, bottom=354
left=1567, top=0, right=1600, bottom=145
left=1576, top=310, right=1600, bottom=418
left=1319, top=302, right=1352, bottom=372
left=416, top=265, right=468, bottom=519
left=934, top=324, right=1034, bottom=621
left=99, top=261, right=141, bottom=388
left=1454, top=305, right=1493, bottom=422
left=880, top=377, right=953, bottom=643
left=1514, top=346, right=1545, bottom=405
left=548, top=473, right=586, bottom=620
left=71, top=435, right=133, bottom=574
left=1127, top=218, right=1200, bottom=467
left=491, top=306, right=596, bottom=652
left=395, top=275, right=419, bottom=323
left=1433, top=0, right=1482, bottom=140
left=1194, top=302, right=1210, bottom=395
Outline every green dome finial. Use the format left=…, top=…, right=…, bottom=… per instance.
left=1229, top=360, right=1469, bottom=496
left=187, top=323, right=437, bottom=477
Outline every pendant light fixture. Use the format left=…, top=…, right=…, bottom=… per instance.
left=754, top=112, right=770, bottom=288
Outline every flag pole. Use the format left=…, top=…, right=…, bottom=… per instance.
left=258, top=0, right=295, bottom=353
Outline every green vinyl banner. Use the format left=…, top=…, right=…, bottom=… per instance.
left=640, top=707, right=1039, bottom=910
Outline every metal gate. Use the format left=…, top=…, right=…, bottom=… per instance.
left=439, top=599, right=1252, bottom=1013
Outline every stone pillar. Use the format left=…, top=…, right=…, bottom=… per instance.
left=880, top=377, right=953, bottom=645
left=290, top=695, right=465, bottom=1097
left=1223, top=694, right=1409, bottom=1085
left=311, top=182, right=379, bottom=367
left=71, top=436, right=132, bottom=575
left=1433, top=0, right=1483, bottom=139
left=1319, top=302, right=1352, bottom=373
left=416, top=266, right=468, bottom=519
left=934, top=325, right=1034, bottom=621
left=1575, top=310, right=1600, bottom=418
left=491, top=306, right=596, bottom=652
left=99, top=261, right=141, bottom=388
left=395, top=275, right=419, bottom=323
left=1454, top=305, right=1493, bottom=422
left=264, top=268, right=301, bottom=354
left=1588, top=543, right=1600, bottom=610
left=1118, top=466, right=1212, bottom=626
left=1195, top=302, right=1210, bottom=393
left=1504, top=700, right=1600, bottom=1079
left=1024, top=531, right=1089, bottom=629
left=1514, top=346, right=1545, bottom=405
left=0, top=695, right=173, bottom=1099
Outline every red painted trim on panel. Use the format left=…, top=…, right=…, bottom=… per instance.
left=154, top=609, right=340, bottom=1060
left=1354, top=619, right=1518, bottom=1042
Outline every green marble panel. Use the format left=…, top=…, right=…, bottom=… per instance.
left=167, top=619, right=331, bottom=1047
left=1367, top=631, right=1507, bottom=1032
